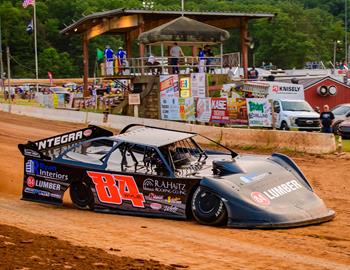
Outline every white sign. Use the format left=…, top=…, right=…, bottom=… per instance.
left=196, top=98, right=212, bottom=122
left=160, top=97, right=180, bottom=120
left=263, top=81, right=304, bottom=100
left=128, top=94, right=141, bottom=105
left=191, top=73, right=206, bottom=98
left=247, top=98, right=272, bottom=127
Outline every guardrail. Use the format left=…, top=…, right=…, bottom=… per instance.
left=100, top=52, right=241, bottom=76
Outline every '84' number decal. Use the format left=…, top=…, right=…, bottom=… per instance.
left=87, top=171, right=145, bottom=208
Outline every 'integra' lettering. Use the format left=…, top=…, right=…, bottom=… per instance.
left=36, top=131, right=83, bottom=150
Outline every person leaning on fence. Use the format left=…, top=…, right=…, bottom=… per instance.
left=146, top=54, right=161, bottom=75
left=170, top=42, right=185, bottom=74
left=104, top=45, right=114, bottom=76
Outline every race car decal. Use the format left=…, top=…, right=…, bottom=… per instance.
left=263, top=180, right=302, bottom=200
left=251, top=180, right=303, bottom=206
left=87, top=171, right=145, bottom=208
left=251, top=192, right=270, bottom=206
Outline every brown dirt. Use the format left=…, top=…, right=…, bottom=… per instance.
left=0, top=224, right=177, bottom=270
left=0, top=111, right=350, bottom=270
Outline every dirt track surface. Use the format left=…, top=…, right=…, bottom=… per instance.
left=0, top=111, right=350, bottom=270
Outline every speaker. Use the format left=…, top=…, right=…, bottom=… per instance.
left=317, top=85, right=328, bottom=96
left=328, top=85, right=337, bottom=96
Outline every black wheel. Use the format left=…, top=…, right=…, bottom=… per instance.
left=70, top=181, right=94, bottom=210
left=191, top=186, right=227, bottom=226
left=280, top=121, right=289, bottom=131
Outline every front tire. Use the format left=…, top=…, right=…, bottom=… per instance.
left=70, top=181, right=94, bottom=210
left=280, top=121, right=289, bottom=131
left=191, top=186, right=227, bottom=226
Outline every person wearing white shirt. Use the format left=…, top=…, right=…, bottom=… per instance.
left=170, top=42, right=184, bottom=74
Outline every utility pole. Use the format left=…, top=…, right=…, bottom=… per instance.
left=346, top=0, right=348, bottom=64
left=0, top=17, right=4, bottom=92
left=33, top=1, right=39, bottom=92
left=6, top=46, right=11, bottom=103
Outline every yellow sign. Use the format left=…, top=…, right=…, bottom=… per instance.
left=180, top=77, right=191, bottom=98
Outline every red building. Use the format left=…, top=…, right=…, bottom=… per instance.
left=280, top=76, right=350, bottom=110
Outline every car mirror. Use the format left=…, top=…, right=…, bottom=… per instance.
left=274, top=107, right=280, bottom=113
left=346, top=112, right=350, bottom=117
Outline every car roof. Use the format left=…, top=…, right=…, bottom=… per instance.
left=114, top=127, right=195, bottom=147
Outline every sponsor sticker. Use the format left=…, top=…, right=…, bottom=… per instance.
left=26, top=176, right=35, bottom=188
left=240, top=172, right=269, bottom=184
left=24, top=149, right=41, bottom=158
left=164, top=205, right=178, bottom=213
left=83, top=129, right=93, bottom=137
left=87, top=171, right=145, bottom=208
left=251, top=192, right=270, bottom=206
left=150, top=203, right=162, bottom=210
left=25, top=160, right=68, bottom=181
left=143, top=179, right=186, bottom=195
left=35, top=130, right=84, bottom=150
left=262, top=180, right=303, bottom=200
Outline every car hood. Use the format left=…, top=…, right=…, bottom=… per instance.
left=340, top=120, right=350, bottom=127
left=282, top=111, right=319, bottom=118
left=196, top=154, right=334, bottom=228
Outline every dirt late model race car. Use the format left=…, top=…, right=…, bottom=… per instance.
left=18, top=124, right=335, bottom=228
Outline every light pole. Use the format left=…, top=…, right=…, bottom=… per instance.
left=334, top=40, right=341, bottom=70
left=346, top=0, right=348, bottom=64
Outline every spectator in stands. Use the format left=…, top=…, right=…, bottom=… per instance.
left=104, top=45, right=114, bottom=76
left=248, top=66, right=259, bottom=79
left=320, top=104, right=335, bottom=133
left=170, top=42, right=185, bottom=74
left=116, top=47, right=127, bottom=75
left=198, top=47, right=206, bottom=73
left=146, top=54, right=161, bottom=75
left=204, top=45, right=214, bottom=73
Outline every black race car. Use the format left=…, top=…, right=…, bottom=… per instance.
left=18, top=124, right=335, bottom=228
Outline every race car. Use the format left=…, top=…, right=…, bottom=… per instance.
left=18, top=124, right=335, bottom=228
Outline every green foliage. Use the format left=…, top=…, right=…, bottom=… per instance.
left=0, top=0, right=347, bottom=77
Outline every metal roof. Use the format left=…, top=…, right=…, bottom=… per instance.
left=114, top=127, right=195, bottom=147
left=138, top=16, right=230, bottom=43
left=60, top=8, right=275, bottom=35
left=276, top=76, right=350, bottom=90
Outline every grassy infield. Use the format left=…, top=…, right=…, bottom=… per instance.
left=1, top=98, right=350, bottom=152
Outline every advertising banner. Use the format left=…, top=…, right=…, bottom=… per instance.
left=227, top=98, right=248, bottom=125
left=160, top=75, right=179, bottom=97
left=180, top=77, right=191, bottom=98
left=247, top=98, right=272, bottom=127
left=264, top=81, right=304, bottom=100
left=160, top=97, right=180, bottom=120
left=191, top=73, right=206, bottom=98
left=210, top=98, right=229, bottom=124
left=196, top=98, right=211, bottom=122
left=179, top=98, right=195, bottom=121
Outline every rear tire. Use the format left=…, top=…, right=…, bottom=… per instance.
left=191, top=186, right=227, bottom=226
left=70, top=181, right=94, bottom=210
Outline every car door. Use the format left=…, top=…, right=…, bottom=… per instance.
left=91, top=142, right=194, bottom=218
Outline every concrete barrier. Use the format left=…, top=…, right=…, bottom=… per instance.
left=221, top=128, right=336, bottom=154
left=0, top=103, right=336, bottom=154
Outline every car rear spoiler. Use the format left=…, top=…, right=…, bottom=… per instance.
left=18, top=125, right=113, bottom=160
